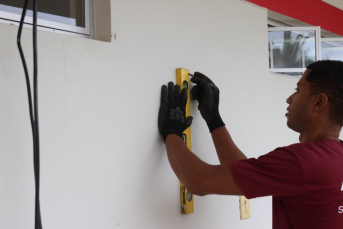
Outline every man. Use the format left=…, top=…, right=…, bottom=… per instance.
left=158, top=60, right=343, bottom=228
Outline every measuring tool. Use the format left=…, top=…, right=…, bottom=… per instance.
left=239, top=196, right=251, bottom=220
left=177, top=69, right=250, bottom=219
left=176, top=68, right=194, bottom=214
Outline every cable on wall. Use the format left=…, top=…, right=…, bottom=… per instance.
left=16, top=0, right=43, bottom=228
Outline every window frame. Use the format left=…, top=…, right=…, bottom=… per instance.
left=268, top=26, right=321, bottom=74
left=0, top=0, right=92, bottom=37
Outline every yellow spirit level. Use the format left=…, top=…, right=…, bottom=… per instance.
left=240, top=196, right=251, bottom=220
left=176, top=68, right=250, bottom=219
left=176, top=68, right=194, bottom=214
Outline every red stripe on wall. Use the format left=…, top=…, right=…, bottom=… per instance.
left=247, top=0, right=343, bottom=36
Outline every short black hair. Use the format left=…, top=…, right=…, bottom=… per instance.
left=306, top=60, right=343, bottom=126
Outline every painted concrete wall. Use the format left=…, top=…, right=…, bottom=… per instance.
left=0, top=0, right=306, bottom=228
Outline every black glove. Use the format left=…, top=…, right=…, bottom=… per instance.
left=158, top=81, right=193, bottom=142
left=191, top=72, right=225, bottom=132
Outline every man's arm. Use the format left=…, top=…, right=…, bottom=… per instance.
left=190, top=72, right=247, bottom=164
left=165, top=134, right=243, bottom=196
left=158, top=81, right=243, bottom=196
left=211, top=126, right=247, bottom=163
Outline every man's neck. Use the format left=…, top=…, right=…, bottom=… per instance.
left=298, top=124, right=342, bottom=143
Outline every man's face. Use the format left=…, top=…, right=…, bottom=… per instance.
left=285, top=69, right=313, bottom=133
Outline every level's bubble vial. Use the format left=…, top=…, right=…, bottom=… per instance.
left=182, top=134, right=187, bottom=143
left=186, top=192, right=193, bottom=202
left=182, top=81, right=188, bottom=89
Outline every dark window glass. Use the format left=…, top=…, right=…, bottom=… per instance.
left=0, top=0, right=85, bottom=27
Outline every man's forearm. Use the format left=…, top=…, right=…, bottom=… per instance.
left=165, top=134, right=243, bottom=196
left=211, top=126, right=247, bottom=163
left=165, top=134, right=202, bottom=186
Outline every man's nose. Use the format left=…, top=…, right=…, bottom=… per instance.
left=286, top=93, right=295, bottom=104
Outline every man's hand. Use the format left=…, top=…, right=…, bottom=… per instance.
left=158, top=82, right=193, bottom=142
left=191, top=72, right=225, bottom=132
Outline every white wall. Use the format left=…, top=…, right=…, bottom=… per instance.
left=0, top=0, right=302, bottom=228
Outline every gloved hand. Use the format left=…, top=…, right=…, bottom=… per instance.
left=191, top=72, right=225, bottom=132
left=158, top=81, right=193, bottom=142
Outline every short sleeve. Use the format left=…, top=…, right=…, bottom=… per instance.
left=228, top=148, right=304, bottom=199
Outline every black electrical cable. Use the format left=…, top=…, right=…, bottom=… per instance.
left=17, top=0, right=34, bottom=139
left=17, top=0, right=43, bottom=228
left=32, top=0, right=43, bottom=228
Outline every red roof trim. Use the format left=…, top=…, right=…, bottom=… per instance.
left=247, top=0, right=343, bottom=36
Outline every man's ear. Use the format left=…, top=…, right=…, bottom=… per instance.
left=313, top=93, right=329, bottom=112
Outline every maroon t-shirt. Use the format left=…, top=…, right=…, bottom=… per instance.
left=228, top=139, right=343, bottom=229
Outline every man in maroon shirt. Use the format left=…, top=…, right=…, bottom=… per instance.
left=158, top=60, right=343, bottom=228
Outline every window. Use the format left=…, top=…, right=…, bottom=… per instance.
left=268, top=15, right=343, bottom=76
left=0, top=0, right=91, bottom=37
left=268, top=27, right=321, bottom=75
left=321, top=38, right=343, bottom=61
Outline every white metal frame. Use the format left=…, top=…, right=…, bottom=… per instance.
left=0, top=0, right=92, bottom=37
left=268, top=26, right=321, bottom=75
left=315, top=27, right=321, bottom=61
left=321, top=38, right=343, bottom=42
left=267, top=19, right=291, bottom=28
left=269, top=68, right=306, bottom=73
